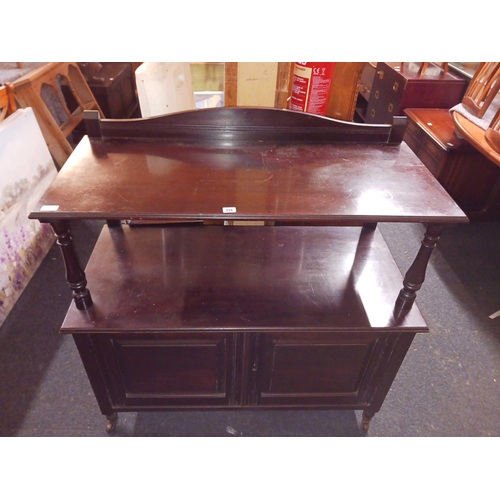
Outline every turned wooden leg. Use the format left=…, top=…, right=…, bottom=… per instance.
left=362, top=410, right=375, bottom=432
left=394, top=224, right=444, bottom=316
left=49, top=220, right=93, bottom=310
left=105, top=413, right=118, bottom=434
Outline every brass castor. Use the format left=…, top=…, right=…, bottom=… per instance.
left=105, top=413, right=118, bottom=434
left=361, top=411, right=374, bottom=432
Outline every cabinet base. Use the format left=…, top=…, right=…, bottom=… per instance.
left=65, top=224, right=428, bottom=434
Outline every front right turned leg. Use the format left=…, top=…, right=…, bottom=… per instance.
left=394, top=224, right=444, bottom=317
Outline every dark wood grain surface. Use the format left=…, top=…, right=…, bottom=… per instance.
left=31, top=136, right=466, bottom=223
left=61, top=225, right=428, bottom=333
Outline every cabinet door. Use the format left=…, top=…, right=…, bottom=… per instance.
left=249, top=332, right=407, bottom=408
left=91, top=332, right=238, bottom=409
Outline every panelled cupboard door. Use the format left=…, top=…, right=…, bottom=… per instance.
left=91, top=332, right=238, bottom=409
left=77, top=329, right=416, bottom=413
left=249, top=332, right=412, bottom=407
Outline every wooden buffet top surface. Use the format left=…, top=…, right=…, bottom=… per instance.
left=31, top=134, right=467, bottom=224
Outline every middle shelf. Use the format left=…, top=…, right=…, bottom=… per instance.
left=61, top=224, right=428, bottom=334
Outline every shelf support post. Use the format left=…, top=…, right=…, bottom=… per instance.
left=49, top=219, right=93, bottom=310
left=394, top=223, right=444, bottom=316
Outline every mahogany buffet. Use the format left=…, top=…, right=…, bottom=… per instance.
left=29, top=108, right=468, bottom=433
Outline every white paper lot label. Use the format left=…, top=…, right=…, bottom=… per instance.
left=222, top=207, right=237, bottom=213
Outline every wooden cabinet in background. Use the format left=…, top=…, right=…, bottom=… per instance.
left=404, top=108, right=500, bottom=220
left=355, top=63, right=377, bottom=122
left=365, top=63, right=467, bottom=124
left=73, top=62, right=138, bottom=119
left=325, top=62, right=366, bottom=121
left=85, top=63, right=138, bottom=119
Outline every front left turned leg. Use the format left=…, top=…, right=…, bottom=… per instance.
left=50, top=220, right=93, bottom=310
left=394, top=224, right=444, bottom=317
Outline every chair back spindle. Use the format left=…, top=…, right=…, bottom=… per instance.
left=462, top=62, right=500, bottom=118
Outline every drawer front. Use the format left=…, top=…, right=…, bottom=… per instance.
left=438, top=151, right=500, bottom=213
left=92, top=332, right=237, bottom=409
left=249, top=331, right=414, bottom=408
left=417, top=135, right=447, bottom=177
left=403, top=119, right=423, bottom=154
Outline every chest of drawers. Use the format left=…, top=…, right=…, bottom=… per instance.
left=404, top=108, right=500, bottom=220
left=365, top=63, right=467, bottom=124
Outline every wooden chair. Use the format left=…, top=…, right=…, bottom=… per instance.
left=485, top=106, right=500, bottom=155
left=9, top=62, right=103, bottom=169
left=0, top=83, right=16, bottom=121
left=451, top=62, right=500, bottom=167
left=461, top=62, right=500, bottom=118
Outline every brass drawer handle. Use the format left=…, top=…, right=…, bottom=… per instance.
left=377, top=70, right=384, bottom=79
left=375, top=90, right=380, bottom=99
left=371, top=109, right=376, bottom=117
left=388, top=103, right=393, bottom=113
left=393, top=82, right=399, bottom=92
